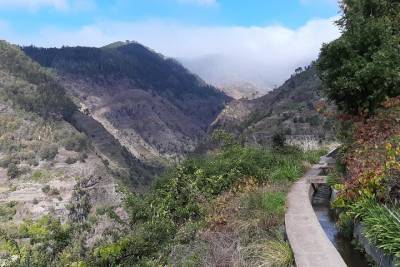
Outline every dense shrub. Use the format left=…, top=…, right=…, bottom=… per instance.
left=41, top=185, right=51, bottom=194
left=349, top=199, right=400, bottom=263
left=39, top=144, right=58, bottom=160
left=0, top=41, right=77, bottom=119
left=6, top=163, right=20, bottom=179
left=272, top=132, right=286, bottom=148
left=0, top=201, right=17, bottom=222
left=65, top=157, right=78, bottom=165
left=63, top=133, right=88, bottom=152
left=92, top=145, right=326, bottom=265
left=318, top=0, right=400, bottom=115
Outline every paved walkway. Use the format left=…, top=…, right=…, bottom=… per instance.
left=285, top=155, right=347, bottom=267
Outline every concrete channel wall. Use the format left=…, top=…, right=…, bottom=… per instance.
left=353, top=223, right=396, bottom=267
left=285, top=154, right=347, bottom=267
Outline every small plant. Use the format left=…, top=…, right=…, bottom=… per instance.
left=65, top=157, right=78, bottom=165
left=0, top=201, right=17, bottom=222
left=39, top=144, right=58, bottom=160
left=42, top=185, right=51, bottom=194
left=32, top=198, right=39, bottom=205
left=78, top=152, right=88, bottom=162
left=63, top=133, right=88, bottom=152
left=7, top=163, right=20, bottom=179
left=242, top=239, right=294, bottom=267
left=27, top=158, right=39, bottom=166
left=272, top=132, right=286, bottom=148
left=49, top=188, right=60, bottom=196
left=327, top=172, right=342, bottom=187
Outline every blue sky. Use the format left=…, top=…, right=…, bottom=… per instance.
left=0, top=0, right=341, bottom=88
left=0, top=0, right=339, bottom=33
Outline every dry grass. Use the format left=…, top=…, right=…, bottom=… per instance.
left=241, top=239, right=294, bottom=267
left=170, top=180, right=294, bottom=267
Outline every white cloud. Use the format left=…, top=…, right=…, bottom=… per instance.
left=176, top=0, right=217, bottom=6
left=0, top=0, right=95, bottom=11
left=1, top=17, right=340, bottom=89
left=0, top=0, right=68, bottom=10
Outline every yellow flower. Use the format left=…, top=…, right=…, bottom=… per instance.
left=386, top=143, right=393, bottom=150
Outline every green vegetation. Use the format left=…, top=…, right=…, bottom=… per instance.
left=350, top=199, right=400, bottom=264
left=316, top=1, right=400, bottom=264
left=39, top=144, right=58, bottom=161
left=6, top=164, right=20, bottom=179
left=65, top=157, right=78, bottom=165
left=0, top=202, right=17, bottom=222
left=90, top=144, right=325, bottom=266
left=0, top=143, right=325, bottom=266
left=0, top=41, right=76, bottom=119
left=318, top=0, right=400, bottom=115
left=63, top=133, right=88, bottom=152
left=23, top=43, right=226, bottom=101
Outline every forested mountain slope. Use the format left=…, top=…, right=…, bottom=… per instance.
left=212, top=65, right=335, bottom=148
left=23, top=42, right=230, bottom=163
left=0, top=40, right=132, bottom=227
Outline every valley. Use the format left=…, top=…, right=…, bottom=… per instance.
left=0, top=0, right=399, bottom=265
left=23, top=42, right=229, bottom=164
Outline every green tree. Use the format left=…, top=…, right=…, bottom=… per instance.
left=318, top=0, right=400, bottom=115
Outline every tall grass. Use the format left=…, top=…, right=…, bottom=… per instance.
left=351, top=199, right=400, bottom=264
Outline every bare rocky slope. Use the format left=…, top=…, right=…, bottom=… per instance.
left=23, top=41, right=230, bottom=164
left=212, top=64, right=336, bottom=149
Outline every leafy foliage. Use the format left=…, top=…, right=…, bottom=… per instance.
left=332, top=98, right=400, bottom=263
left=0, top=41, right=76, bottom=119
left=348, top=199, right=400, bottom=264
left=318, top=0, right=400, bottom=115
left=91, top=145, right=325, bottom=265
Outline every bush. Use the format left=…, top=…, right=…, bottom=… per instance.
left=65, top=157, right=78, bottom=165
left=0, top=155, right=19, bottom=168
left=272, top=132, right=286, bottom=148
left=27, top=158, right=39, bottom=166
left=39, top=144, right=58, bottom=160
left=317, top=0, right=400, bottom=115
left=7, top=163, right=20, bottom=179
left=49, top=188, right=60, bottom=196
left=78, top=152, right=88, bottom=162
left=42, top=185, right=51, bottom=194
left=31, top=170, right=47, bottom=181
left=0, top=201, right=17, bottom=222
left=63, top=133, right=88, bottom=152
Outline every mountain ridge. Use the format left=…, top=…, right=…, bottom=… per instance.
left=212, top=64, right=336, bottom=149
left=23, top=42, right=231, bottom=163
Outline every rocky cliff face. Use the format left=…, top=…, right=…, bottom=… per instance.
left=24, top=42, right=230, bottom=164
left=212, top=65, right=336, bottom=149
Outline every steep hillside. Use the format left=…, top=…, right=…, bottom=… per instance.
left=23, top=42, right=230, bottom=163
left=213, top=65, right=335, bottom=149
left=0, top=40, right=131, bottom=224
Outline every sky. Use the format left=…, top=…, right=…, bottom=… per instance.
left=0, top=0, right=342, bottom=89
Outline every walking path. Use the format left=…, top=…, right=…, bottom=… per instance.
left=285, top=153, right=347, bottom=267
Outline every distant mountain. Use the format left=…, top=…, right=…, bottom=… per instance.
left=179, top=55, right=271, bottom=99
left=212, top=64, right=336, bottom=149
left=219, top=81, right=265, bottom=100
left=24, top=42, right=230, bottom=163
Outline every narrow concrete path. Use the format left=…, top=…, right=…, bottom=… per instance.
left=285, top=155, right=347, bottom=267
